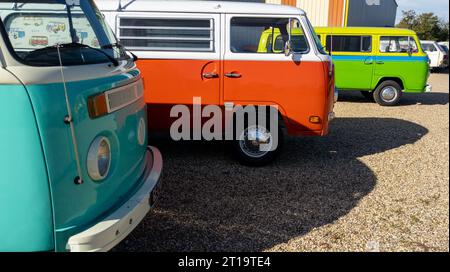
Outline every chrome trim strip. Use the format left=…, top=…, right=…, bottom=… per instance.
left=119, top=36, right=212, bottom=41
left=118, top=26, right=213, bottom=31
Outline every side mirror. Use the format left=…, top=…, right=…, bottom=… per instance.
left=284, top=41, right=292, bottom=57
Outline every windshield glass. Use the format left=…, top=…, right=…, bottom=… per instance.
left=303, top=15, right=327, bottom=55
left=438, top=44, right=449, bottom=53
left=0, top=0, right=127, bottom=66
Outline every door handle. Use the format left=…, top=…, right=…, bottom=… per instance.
left=376, top=60, right=385, bottom=64
left=225, top=73, right=242, bottom=78
left=203, top=72, right=219, bottom=79
left=364, top=58, right=374, bottom=64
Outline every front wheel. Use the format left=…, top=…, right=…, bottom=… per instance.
left=373, top=80, right=403, bottom=106
left=232, top=124, right=283, bottom=167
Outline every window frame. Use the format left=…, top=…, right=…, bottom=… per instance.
left=225, top=14, right=314, bottom=59
left=228, top=16, right=310, bottom=55
left=0, top=3, right=118, bottom=67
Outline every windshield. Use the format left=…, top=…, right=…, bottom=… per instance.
left=303, top=15, right=327, bottom=55
left=0, top=0, right=127, bottom=66
left=439, top=44, right=449, bottom=53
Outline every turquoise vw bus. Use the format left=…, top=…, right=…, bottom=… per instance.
left=0, top=0, right=162, bottom=252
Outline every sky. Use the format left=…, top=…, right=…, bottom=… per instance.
left=395, top=0, right=449, bottom=23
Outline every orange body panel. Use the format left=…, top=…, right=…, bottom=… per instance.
left=138, top=58, right=333, bottom=136
left=223, top=60, right=329, bottom=135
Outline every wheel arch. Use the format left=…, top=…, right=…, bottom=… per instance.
left=374, top=77, right=405, bottom=91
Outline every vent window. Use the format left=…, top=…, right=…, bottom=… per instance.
left=118, top=18, right=214, bottom=52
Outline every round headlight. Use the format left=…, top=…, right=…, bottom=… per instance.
left=87, top=136, right=111, bottom=181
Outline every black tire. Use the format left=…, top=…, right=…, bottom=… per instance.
left=232, top=116, right=284, bottom=167
left=373, top=80, right=403, bottom=106
left=360, top=91, right=375, bottom=101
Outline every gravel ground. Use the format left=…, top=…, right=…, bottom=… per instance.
left=114, top=72, right=449, bottom=252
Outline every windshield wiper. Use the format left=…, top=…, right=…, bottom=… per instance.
left=101, top=42, right=123, bottom=50
left=102, top=42, right=139, bottom=62
left=102, top=42, right=138, bottom=62
left=33, top=42, right=119, bottom=66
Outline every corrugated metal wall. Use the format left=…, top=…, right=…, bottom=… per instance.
left=175, top=0, right=398, bottom=28
left=265, top=0, right=282, bottom=4
left=328, top=0, right=345, bottom=27
left=347, top=0, right=397, bottom=27
left=282, top=0, right=297, bottom=6
left=297, top=0, right=330, bottom=27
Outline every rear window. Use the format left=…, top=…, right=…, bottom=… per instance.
left=380, top=36, right=418, bottom=53
left=326, top=35, right=372, bottom=53
left=118, top=17, right=214, bottom=52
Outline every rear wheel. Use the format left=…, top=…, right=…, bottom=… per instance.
left=373, top=80, right=403, bottom=106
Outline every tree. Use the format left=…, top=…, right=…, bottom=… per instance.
left=397, top=10, right=418, bottom=29
left=396, top=10, right=449, bottom=41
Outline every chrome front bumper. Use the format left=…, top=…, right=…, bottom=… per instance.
left=67, top=146, right=163, bottom=252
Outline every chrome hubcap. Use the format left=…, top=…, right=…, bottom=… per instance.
left=381, top=86, right=398, bottom=102
left=239, top=126, right=272, bottom=159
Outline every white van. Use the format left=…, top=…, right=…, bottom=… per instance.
left=96, top=0, right=336, bottom=166
left=421, top=40, right=449, bottom=70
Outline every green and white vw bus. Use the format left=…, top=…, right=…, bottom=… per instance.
left=0, top=0, right=162, bottom=252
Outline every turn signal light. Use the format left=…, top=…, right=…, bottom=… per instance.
left=88, top=93, right=108, bottom=118
left=309, top=116, right=321, bottom=124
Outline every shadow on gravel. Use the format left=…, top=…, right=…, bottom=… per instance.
left=431, top=68, right=449, bottom=74
left=114, top=118, right=428, bottom=252
left=338, top=91, right=449, bottom=106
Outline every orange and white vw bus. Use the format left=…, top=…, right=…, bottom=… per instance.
left=98, top=0, right=336, bottom=166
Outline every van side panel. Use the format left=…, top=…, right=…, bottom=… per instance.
left=315, top=28, right=430, bottom=93
left=373, top=36, right=429, bottom=92
left=223, top=60, right=327, bottom=135
left=372, top=56, right=429, bottom=92
left=0, top=80, right=54, bottom=251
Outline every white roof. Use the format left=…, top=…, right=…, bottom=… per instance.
left=95, top=0, right=305, bottom=15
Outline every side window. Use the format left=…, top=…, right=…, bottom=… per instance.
left=230, top=17, right=308, bottom=54
left=421, top=43, right=435, bottom=52
left=325, top=35, right=372, bottom=53
left=380, top=36, right=418, bottom=53
left=118, top=17, right=214, bottom=52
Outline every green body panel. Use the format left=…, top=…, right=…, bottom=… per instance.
left=0, top=83, right=54, bottom=252
left=24, top=69, right=148, bottom=251
left=332, top=55, right=430, bottom=92
left=332, top=56, right=375, bottom=90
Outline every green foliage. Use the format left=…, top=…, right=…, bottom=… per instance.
left=396, top=10, right=449, bottom=41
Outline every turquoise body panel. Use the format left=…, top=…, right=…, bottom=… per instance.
left=0, top=84, right=54, bottom=251
left=23, top=69, right=148, bottom=251
left=332, top=55, right=429, bottom=93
